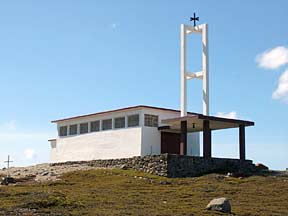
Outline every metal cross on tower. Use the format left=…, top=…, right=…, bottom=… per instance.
left=4, top=155, right=13, bottom=170
left=190, top=13, right=199, bottom=27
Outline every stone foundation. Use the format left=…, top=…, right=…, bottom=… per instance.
left=51, top=154, right=257, bottom=178
left=166, top=154, right=256, bottom=177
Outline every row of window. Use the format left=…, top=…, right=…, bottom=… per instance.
left=59, top=114, right=159, bottom=137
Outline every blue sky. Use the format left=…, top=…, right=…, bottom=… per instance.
left=0, top=1, right=287, bottom=169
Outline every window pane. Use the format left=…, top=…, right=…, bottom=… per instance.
left=102, top=119, right=112, bottom=130
left=144, top=114, right=159, bottom=127
left=80, top=123, right=88, bottom=134
left=90, top=121, right=100, bottom=132
left=114, top=117, right=125, bottom=129
left=128, top=114, right=139, bottom=127
left=59, top=126, right=68, bottom=136
left=69, top=124, right=78, bottom=135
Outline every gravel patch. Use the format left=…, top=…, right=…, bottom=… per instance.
left=0, top=163, right=102, bottom=183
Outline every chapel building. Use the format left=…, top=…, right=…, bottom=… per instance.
left=49, top=105, right=200, bottom=163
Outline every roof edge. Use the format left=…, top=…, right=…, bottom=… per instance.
left=51, top=105, right=198, bottom=123
left=162, top=114, right=255, bottom=127
left=48, top=139, right=56, bottom=142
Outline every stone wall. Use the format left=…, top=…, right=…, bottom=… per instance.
left=51, top=154, right=257, bottom=178
left=166, top=154, right=257, bottom=177
left=51, top=154, right=168, bottom=176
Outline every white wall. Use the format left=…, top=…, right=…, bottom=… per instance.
left=50, top=106, right=201, bottom=162
left=187, top=132, right=200, bottom=156
left=51, top=127, right=142, bottom=163
left=141, top=108, right=200, bottom=156
left=140, top=108, right=178, bottom=156
left=141, top=108, right=180, bottom=126
left=50, top=140, right=57, bottom=162
left=141, top=127, right=161, bottom=156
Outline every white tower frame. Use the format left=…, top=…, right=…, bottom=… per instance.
left=180, top=23, right=209, bottom=117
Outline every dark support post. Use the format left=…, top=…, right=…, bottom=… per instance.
left=203, top=120, right=211, bottom=158
left=180, top=121, right=187, bottom=155
left=239, top=125, right=245, bottom=160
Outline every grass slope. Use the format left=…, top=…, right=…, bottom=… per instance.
left=0, top=169, right=288, bottom=215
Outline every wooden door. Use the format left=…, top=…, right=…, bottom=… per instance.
left=161, top=132, right=180, bottom=154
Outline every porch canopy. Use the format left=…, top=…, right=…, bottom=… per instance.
left=159, top=114, right=254, bottom=160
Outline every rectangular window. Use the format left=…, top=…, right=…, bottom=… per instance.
left=59, top=126, right=68, bottom=136
left=90, top=121, right=100, bottom=132
left=69, top=124, right=78, bottom=135
left=144, top=114, right=158, bottom=127
left=114, top=117, right=125, bottom=129
left=102, top=119, right=112, bottom=130
left=128, top=114, right=139, bottom=127
left=80, top=123, right=88, bottom=134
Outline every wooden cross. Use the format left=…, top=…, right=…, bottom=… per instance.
left=4, top=155, right=13, bottom=170
left=190, top=13, right=199, bottom=27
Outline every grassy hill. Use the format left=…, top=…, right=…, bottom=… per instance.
left=0, top=169, right=287, bottom=215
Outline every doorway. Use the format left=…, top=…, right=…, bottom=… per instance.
left=161, top=132, right=180, bottom=154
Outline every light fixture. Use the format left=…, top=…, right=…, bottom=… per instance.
left=192, top=123, right=195, bottom=129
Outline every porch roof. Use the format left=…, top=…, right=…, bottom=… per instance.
left=159, top=114, right=254, bottom=133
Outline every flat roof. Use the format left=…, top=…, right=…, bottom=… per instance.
left=160, top=114, right=254, bottom=132
left=51, top=105, right=198, bottom=123
left=51, top=105, right=255, bottom=130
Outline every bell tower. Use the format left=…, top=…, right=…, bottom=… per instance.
left=180, top=13, right=209, bottom=116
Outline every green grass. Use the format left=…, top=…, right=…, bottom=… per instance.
left=0, top=169, right=288, bottom=215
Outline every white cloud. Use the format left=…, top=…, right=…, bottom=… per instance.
left=272, top=69, right=288, bottom=103
left=0, top=128, right=55, bottom=166
left=256, top=46, right=288, bottom=69
left=0, top=120, right=16, bottom=130
left=216, top=111, right=238, bottom=119
left=24, top=148, right=36, bottom=159
left=111, top=23, right=118, bottom=29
